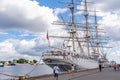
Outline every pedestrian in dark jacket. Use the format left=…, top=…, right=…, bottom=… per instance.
left=114, top=63, right=117, bottom=71
left=98, top=58, right=102, bottom=72
left=99, top=63, right=102, bottom=72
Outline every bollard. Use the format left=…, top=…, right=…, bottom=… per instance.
left=18, top=74, right=25, bottom=80
left=68, top=70, right=71, bottom=74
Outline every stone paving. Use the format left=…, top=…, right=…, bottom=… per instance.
left=28, top=67, right=119, bottom=80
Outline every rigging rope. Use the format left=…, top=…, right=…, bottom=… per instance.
left=24, top=52, right=44, bottom=77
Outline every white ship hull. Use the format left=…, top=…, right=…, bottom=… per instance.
left=72, top=58, right=98, bottom=69
left=42, top=55, right=99, bottom=72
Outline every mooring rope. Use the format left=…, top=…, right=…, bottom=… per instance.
left=0, top=72, right=18, bottom=78
left=24, top=52, right=44, bottom=77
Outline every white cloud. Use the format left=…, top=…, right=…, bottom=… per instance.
left=0, top=0, right=68, bottom=61
left=0, top=0, right=58, bottom=33
left=54, top=8, right=68, bottom=16
left=0, top=31, right=8, bottom=35
left=97, top=11, right=120, bottom=41
left=88, top=0, right=120, bottom=11
left=0, top=37, right=49, bottom=61
left=0, top=40, right=19, bottom=60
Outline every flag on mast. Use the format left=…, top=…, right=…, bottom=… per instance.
left=46, top=31, right=49, bottom=40
left=46, top=31, right=50, bottom=47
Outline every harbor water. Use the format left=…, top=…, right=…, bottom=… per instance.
left=0, top=64, right=53, bottom=79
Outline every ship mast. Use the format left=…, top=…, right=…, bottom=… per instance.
left=50, top=0, right=111, bottom=58
left=94, top=9, right=99, bottom=54
left=70, top=0, right=76, bottom=51
left=84, top=0, right=90, bottom=57
left=51, top=0, right=76, bottom=52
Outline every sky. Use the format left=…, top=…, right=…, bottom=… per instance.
left=0, top=0, right=120, bottom=63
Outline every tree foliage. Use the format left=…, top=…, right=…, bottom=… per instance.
left=33, top=59, right=38, bottom=63
left=16, top=58, right=28, bottom=63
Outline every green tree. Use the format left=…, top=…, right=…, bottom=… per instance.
left=8, top=61, right=11, bottom=64
left=17, top=58, right=29, bottom=63
left=33, top=59, right=38, bottom=63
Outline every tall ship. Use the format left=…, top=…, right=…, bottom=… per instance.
left=42, top=0, right=111, bottom=71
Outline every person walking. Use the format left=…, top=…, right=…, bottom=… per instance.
left=114, top=63, right=117, bottom=71
left=53, top=64, right=59, bottom=80
left=71, top=64, right=74, bottom=72
left=99, top=63, right=102, bottom=72
left=71, top=64, right=74, bottom=76
left=98, top=58, right=102, bottom=72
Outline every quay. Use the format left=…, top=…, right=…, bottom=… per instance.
left=28, top=67, right=119, bottom=80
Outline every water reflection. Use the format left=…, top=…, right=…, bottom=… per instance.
left=0, top=64, right=52, bottom=79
